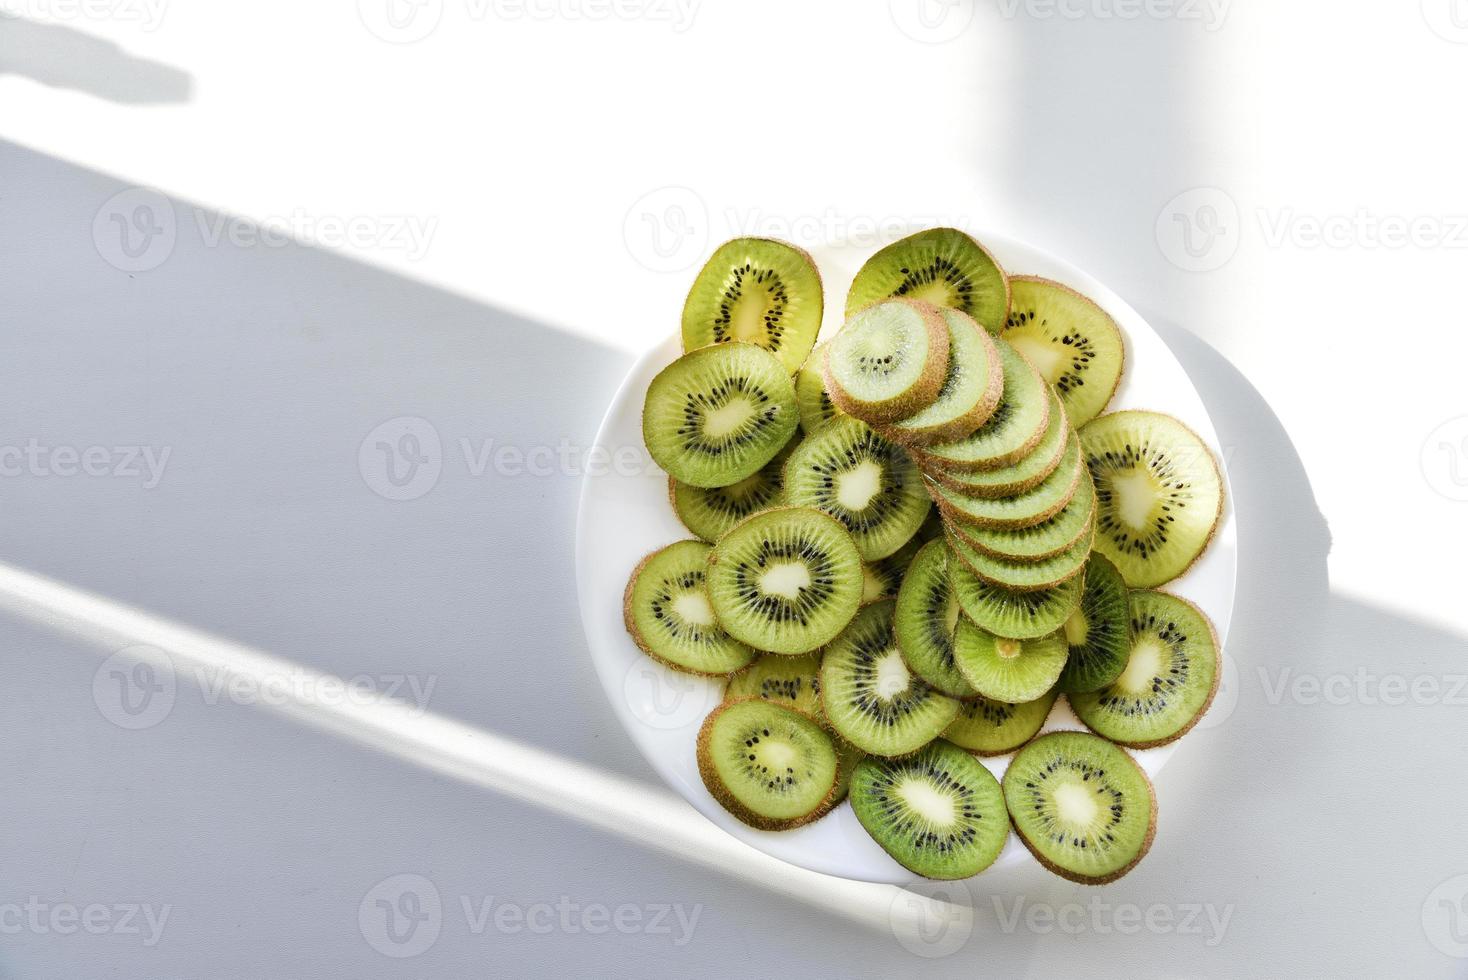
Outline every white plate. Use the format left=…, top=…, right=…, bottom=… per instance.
left=575, top=233, right=1237, bottom=884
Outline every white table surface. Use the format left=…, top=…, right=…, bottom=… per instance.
left=3, top=3, right=1467, bottom=977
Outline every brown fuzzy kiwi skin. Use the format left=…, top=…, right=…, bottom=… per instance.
left=1082, top=409, right=1227, bottom=589
left=945, top=522, right=1096, bottom=593
left=926, top=448, right=1083, bottom=531
left=924, top=397, right=1072, bottom=497
left=911, top=359, right=1052, bottom=474
left=946, top=474, right=1097, bottom=562
left=877, top=311, right=1005, bottom=448
left=1068, top=590, right=1223, bottom=750
left=681, top=238, right=825, bottom=372
left=695, top=698, right=839, bottom=831
left=1006, top=731, right=1158, bottom=885
left=822, top=300, right=951, bottom=425
left=622, top=546, right=752, bottom=678
left=1005, top=275, right=1125, bottom=423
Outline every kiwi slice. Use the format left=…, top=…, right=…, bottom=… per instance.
left=682, top=238, right=823, bottom=373
left=782, top=417, right=931, bottom=561
left=623, top=541, right=757, bottom=675
left=845, top=228, right=1011, bottom=335
left=930, top=434, right=1083, bottom=530
left=881, top=308, right=1002, bottom=447
left=943, top=688, right=1058, bottom=756
left=697, top=699, right=838, bottom=831
left=1003, top=731, right=1156, bottom=884
left=643, top=343, right=799, bottom=488
left=860, top=534, right=922, bottom=606
left=725, top=653, right=823, bottom=721
left=849, top=739, right=1008, bottom=879
left=949, top=474, right=1095, bottom=563
left=1002, top=277, right=1123, bottom=427
left=925, top=389, right=1069, bottom=498
left=950, top=555, right=1084, bottom=640
left=892, top=540, right=978, bottom=699
left=1081, top=411, right=1224, bottom=588
left=795, top=341, right=843, bottom=433
left=952, top=619, right=1067, bottom=703
left=669, top=436, right=794, bottom=543
left=945, top=524, right=1094, bottom=593
left=1057, top=554, right=1131, bottom=695
left=705, top=506, right=863, bottom=655
left=917, top=339, right=1049, bottom=472
left=823, top=300, right=950, bottom=423
left=1069, top=590, right=1219, bottom=747
left=917, top=507, right=945, bottom=543
left=819, top=601, right=960, bottom=757
left=822, top=736, right=867, bottom=816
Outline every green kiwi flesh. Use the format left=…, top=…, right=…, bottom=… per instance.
left=949, top=473, right=1095, bottom=562
left=850, top=739, right=1009, bottom=879
left=670, top=436, right=794, bottom=543
left=623, top=541, right=756, bottom=675
left=795, top=341, right=843, bottom=433
left=1057, top=554, right=1132, bottom=694
left=819, top=601, right=960, bottom=757
left=1003, top=731, right=1156, bottom=884
left=950, top=555, right=1084, bottom=640
left=705, top=507, right=863, bottom=654
left=861, top=534, right=922, bottom=606
left=930, top=434, right=1083, bottom=530
left=925, top=388, right=1069, bottom=498
left=1081, top=411, right=1224, bottom=588
left=697, top=699, right=838, bottom=830
left=1002, top=276, right=1123, bottom=427
left=918, top=338, right=1050, bottom=472
left=882, top=308, right=1002, bottom=447
left=643, top=343, right=799, bottom=488
left=845, top=228, right=1011, bottom=336
left=824, top=300, right=950, bottom=423
left=943, top=688, right=1058, bottom=756
left=945, top=523, right=1094, bottom=593
left=892, top=540, right=978, bottom=699
left=952, top=619, right=1068, bottom=703
left=725, top=653, right=823, bottom=721
left=1068, top=590, right=1220, bottom=748
left=682, top=238, right=823, bottom=373
left=783, top=417, right=932, bottom=560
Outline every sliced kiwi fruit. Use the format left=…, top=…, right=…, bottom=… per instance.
left=697, top=698, right=838, bottom=830
left=643, top=343, right=799, bottom=488
left=952, top=619, right=1067, bottom=703
left=794, top=341, right=843, bottom=433
left=823, top=300, right=949, bottom=423
left=881, top=308, right=1002, bottom=447
left=623, top=541, right=756, bottom=675
left=705, top=506, right=863, bottom=655
left=950, top=555, right=1084, bottom=640
left=826, top=736, right=867, bottom=813
left=1081, top=411, right=1224, bottom=588
left=725, top=652, right=823, bottom=721
left=850, top=739, right=1009, bottom=879
left=925, top=388, right=1069, bottom=498
left=930, top=434, right=1083, bottom=530
left=783, top=416, right=931, bottom=560
left=892, top=540, right=978, bottom=699
left=949, top=474, right=1096, bottom=563
left=669, top=436, right=795, bottom=543
left=1057, top=554, right=1131, bottom=695
left=1003, top=731, right=1156, bottom=884
left=917, top=507, right=945, bottom=543
left=945, top=524, right=1094, bottom=593
left=917, top=338, right=1049, bottom=472
left=1001, top=276, right=1123, bottom=427
left=819, top=601, right=960, bottom=757
left=943, top=688, right=1058, bottom=756
left=682, top=238, right=823, bottom=373
left=861, top=534, right=922, bottom=606
left=845, top=228, right=1010, bottom=335
left=1069, top=590, right=1220, bottom=748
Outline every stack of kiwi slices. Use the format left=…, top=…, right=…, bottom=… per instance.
left=626, top=229, right=1227, bottom=884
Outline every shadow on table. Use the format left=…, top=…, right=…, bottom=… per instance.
left=0, top=16, right=192, bottom=104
